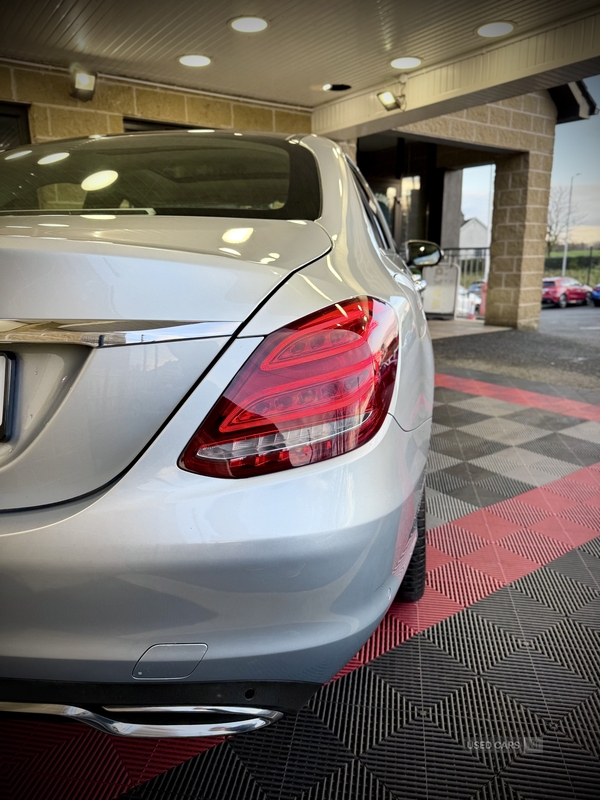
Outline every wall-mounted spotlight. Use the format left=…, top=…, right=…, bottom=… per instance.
left=70, top=65, right=97, bottom=101
left=377, top=90, right=401, bottom=111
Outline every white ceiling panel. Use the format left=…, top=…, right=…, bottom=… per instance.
left=0, top=0, right=597, bottom=107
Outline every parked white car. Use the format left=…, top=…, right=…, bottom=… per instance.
left=0, top=131, right=434, bottom=737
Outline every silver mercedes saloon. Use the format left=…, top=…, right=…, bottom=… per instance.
left=0, top=131, right=435, bottom=737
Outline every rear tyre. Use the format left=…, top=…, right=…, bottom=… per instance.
left=558, top=294, right=568, bottom=309
left=585, top=292, right=593, bottom=306
left=396, top=490, right=426, bottom=603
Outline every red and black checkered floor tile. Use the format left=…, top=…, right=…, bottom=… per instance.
left=1, top=372, right=599, bottom=800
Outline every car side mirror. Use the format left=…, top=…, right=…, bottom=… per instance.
left=406, top=240, right=443, bottom=267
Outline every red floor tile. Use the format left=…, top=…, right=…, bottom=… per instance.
left=426, top=560, right=504, bottom=606
left=388, top=585, right=464, bottom=633
left=560, top=504, right=600, bottom=532
left=488, top=497, right=553, bottom=527
left=426, top=543, right=457, bottom=572
left=543, top=478, right=600, bottom=503
left=516, top=487, right=579, bottom=514
left=456, top=508, right=522, bottom=542
left=427, top=523, right=489, bottom=558
left=529, top=515, right=600, bottom=547
left=460, top=543, right=538, bottom=584
left=496, top=528, right=572, bottom=565
left=562, top=467, right=600, bottom=488
left=355, top=615, right=417, bottom=664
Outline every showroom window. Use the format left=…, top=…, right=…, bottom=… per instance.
left=0, top=102, right=30, bottom=149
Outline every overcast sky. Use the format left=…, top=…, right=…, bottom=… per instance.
left=461, top=74, right=600, bottom=244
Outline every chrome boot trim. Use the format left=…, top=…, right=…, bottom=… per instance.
left=0, top=319, right=239, bottom=347
left=0, top=701, right=282, bottom=738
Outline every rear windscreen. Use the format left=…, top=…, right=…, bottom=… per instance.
left=543, top=281, right=556, bottom=287
left=0, top=133, right=321, bottom=220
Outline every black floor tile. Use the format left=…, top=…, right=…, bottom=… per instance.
left=532, top=619, right=600, bottom=687
left=360, top=718, right=494, bottom=800
left=424, top=609, right=521, bottom=674
left=545, top=550, right=600, bottom=590
left=434, top=387, right=477, bottom=404
left=229, top=708, right=354, bottom=800
left=430, top=431, right=507, bottom=461
left=469, top=587, right=565, bottom=640
left=298, top=758, right=394, bottom=800
left=308, top=668, right=411, bottom=755
left=561, top=691, right=600, bottom=761
left=426, top=470, right=470, bottom=494
left=366, top=636, right=477, bottom=707
left=475, top=474, right=537, bottom=499
left=509, top=569, right=600, bottom=616
left=432, top=407, right=492, bottom=428
left=502, top=408, right=588, bottom=431
left=442, top=463, right=500, bottom=482
left=431, top=676, right=545, bottom=772
left=482, top=649, right=596, bottom=720
left=519, top=433, right=600, bottom=466
left=500, top=730, right=600, bottom=800
left=449, top=484, right=508, bottom=508
left=571, top=598, right=600, bottom=633
left=579, top=537, right=600, bottom=560
left=469, top=775, right=528, bottom=800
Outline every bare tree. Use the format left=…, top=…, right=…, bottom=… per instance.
left=546, top=186, right=586, bottom=256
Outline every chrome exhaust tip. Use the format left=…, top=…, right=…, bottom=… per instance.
left=0, top=701, right=283, bottom=737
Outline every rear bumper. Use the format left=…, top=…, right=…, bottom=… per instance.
left=0, top=412, right=430, bottom=688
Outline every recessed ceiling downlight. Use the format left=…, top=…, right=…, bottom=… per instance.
left=231, top=16, right=268, bottom=32
left=81, top=170, right=119, bottom=192
left=477, top=21, right=514, bottom=37
left=323, top=83, right=352, bottom=91
left=391, top=57, right=421, bottom=70
left=179, top=54, right=211, bottom=67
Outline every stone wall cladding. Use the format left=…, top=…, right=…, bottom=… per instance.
left=397, top=91, right=556, bottom=331
left=0, top=62, right=312, bottom=141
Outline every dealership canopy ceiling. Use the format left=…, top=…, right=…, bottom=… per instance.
left=1, top=0, right=600, bottom=137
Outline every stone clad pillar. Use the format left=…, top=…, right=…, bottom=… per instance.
left=486, top=149, right=553, bottom=330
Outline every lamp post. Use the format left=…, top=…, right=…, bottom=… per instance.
left=561, top=172, right=580, bottom=276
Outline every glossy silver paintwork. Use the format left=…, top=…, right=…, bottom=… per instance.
left=0, top=133, right=433, bottom=731
left=0, top=702, right=282, bottom=737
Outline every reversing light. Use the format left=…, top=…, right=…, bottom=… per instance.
left=179, top=297, right=399, bottom=478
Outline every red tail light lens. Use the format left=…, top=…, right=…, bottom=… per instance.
left=179, top=297, right=399, bottom=478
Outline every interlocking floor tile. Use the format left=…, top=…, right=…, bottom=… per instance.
left=469, top=775, right=528, bottom=800
left=426, top=470, right=470, bottom=495
left=571, top=597, right=600, bottom=633
left=430, top=430, right=507, bottom=461
left=441, top=462, right=500, bottom=482
left=482, top=649, right=596, bottom=720
left=360, top=718, right=494, bottom=800
left=560, top=504, right=600, bottom=534
left=545, top=549, right=600, bottom=589
left=434, top=387, right=476, bottom=404
left=498, top=529, right=572, bottom=565
left=519, top=433, right=600, bottom=466
left=426, top=543, right=456, bottom=572
left=425, top=450, right=462, bottom=473
left=298, top=758, right=395, bottom=800
left=447, top=484, right=508, bottom=509
left=469, top=587, right=565, bottom=640
left=560, top=420, right=600, bottom=444
left=543, top=477, right=600, bottom=502
left=532, top=618, right=600, bottom=686
left=509, top=568, right=600, bottom=616
left=431, top=422, right=452, bottom=435
left=427, top=561, right=504, bottom=606
left=515, top=487, right=579, bottom=514
left=452, top=396, right=530, bottom=417
left=387, top=586, right=464, bottom=633
left=503, top=408, right=588, bottom=431
left=353, top=615, right=416, bottom=664
left=432, top=406, right=491, bottom=428
left=579, top=536, right=600, bottom=559
left=458, top=508, right=523, bottom=542
left=459, top=419, right=552, bottom=446
left=432, top=676, right=545, bottom=772
left=427, top=523, right=489, bottom=558
left=426, top=489, right=478, bottom=524
left=122, top=743, right=265, bottom=800
left=309, top=668, right=411, bottom=755
left=424, top=609, right=521, bottom=674
left=529, top=515, right=600, bottom=547
left=229, top=708, right=354, bottom=800
left=460, top=543, right=539, bottom=584
left=561, top=691, right=600, bottom=761
left=500, top=730, right=600, bottom=800
left=487, top=498, right=552, bottom=527
left=367, top=636, right=477, bottom=707
left=475, top=474, right=537, bottom=499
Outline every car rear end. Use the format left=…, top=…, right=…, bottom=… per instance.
left=0, top=132, right=432, bottom=736
left=542, top=278, right=560, bottom=305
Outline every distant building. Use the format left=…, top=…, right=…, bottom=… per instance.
left=459, top=217, right=489, bottom=249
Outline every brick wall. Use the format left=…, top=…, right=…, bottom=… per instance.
left=0, top=62, right=312, bottom=142
left=396, top=92, right=557, bottom=330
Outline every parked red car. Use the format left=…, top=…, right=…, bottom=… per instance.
left=542, top=277, right=593, bottom=308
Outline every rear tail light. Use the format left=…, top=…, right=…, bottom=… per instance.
left=179, top=296, right=399, bottom=478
